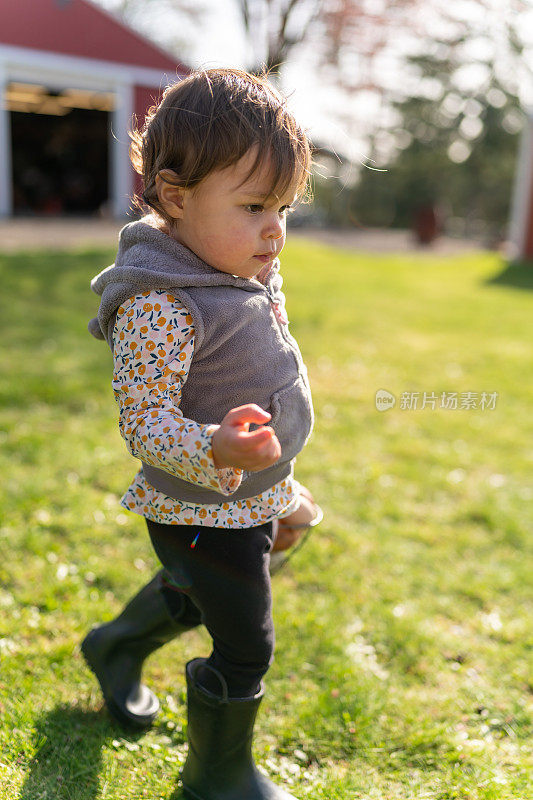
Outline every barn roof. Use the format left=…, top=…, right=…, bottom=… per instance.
left=0, top=0, right=187, bottom=73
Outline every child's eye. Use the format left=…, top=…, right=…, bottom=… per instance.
left=245, top=203, right=294, bottom=215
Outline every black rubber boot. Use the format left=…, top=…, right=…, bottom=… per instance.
left=81, top=570, right=202, bottom=729
left=180, top=658, right=298, bottom=799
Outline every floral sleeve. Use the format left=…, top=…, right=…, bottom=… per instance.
left=112, top=290, right=242, bottom=495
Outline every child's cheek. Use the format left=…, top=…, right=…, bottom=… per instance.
left=226, top=224, right=249, bottom=254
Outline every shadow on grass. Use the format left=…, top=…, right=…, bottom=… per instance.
left=17, top=705, right=185, bottom=800
left=485, top=259, right=533, bottom=291
left=19, top=706, right=104, bottom=799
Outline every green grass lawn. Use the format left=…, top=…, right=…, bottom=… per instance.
left=0, top=238, right=531, bottom=799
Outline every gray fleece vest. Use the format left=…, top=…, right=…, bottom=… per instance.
left=89, top=219, right=314, bottom=502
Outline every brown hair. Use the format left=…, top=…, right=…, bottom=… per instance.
left=130, top=67, right=312, bottom=225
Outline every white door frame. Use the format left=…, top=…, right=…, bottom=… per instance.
left=508, top=111, right=533, bottom=260
left=0, top=63, right=13, bottom=217
left=0, top=44, right=174, bottom=218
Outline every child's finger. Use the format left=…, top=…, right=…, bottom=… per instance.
left=244, top=441, right=282, bottom=470
left=236, top=426, right=278, bottom=451
left=224, top=404, right=271, bottom=430
left=237, top=424, right=274, bottom=441
left=246, top=428, right=281, bottom=461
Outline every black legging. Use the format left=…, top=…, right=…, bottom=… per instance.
left=146, top=518, right=276, bottom=699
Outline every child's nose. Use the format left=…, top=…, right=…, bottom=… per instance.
left=263, top=215, right=284, bottom=240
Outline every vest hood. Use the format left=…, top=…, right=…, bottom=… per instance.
left=88, top=217, right=281, bottom=342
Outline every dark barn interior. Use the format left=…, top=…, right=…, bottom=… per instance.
left=8, top=84, right=112, bottom=216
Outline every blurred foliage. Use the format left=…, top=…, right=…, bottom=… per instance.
left=310, top=39, right=525, bottom=242
left=97, top=0, right=530, bottom=241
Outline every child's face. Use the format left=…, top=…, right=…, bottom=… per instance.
left=162, top=148, right=298, bottom=279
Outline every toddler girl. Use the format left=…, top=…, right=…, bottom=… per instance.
left=82, top=67, right=320, bottom=800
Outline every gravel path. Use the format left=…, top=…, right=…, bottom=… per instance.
left=1, top=218, right=124, bottom=252
left=291, top=226, right=486, bottom=255
left=0, top=217, right=487, bottom=255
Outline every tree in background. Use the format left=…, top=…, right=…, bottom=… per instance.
left=96, top=0, right=533, bottom=239
left=96, top=0, right=419, bottom=79
left=346, top=45, right=524, bottom=243
left=314, top=1, right=532, bottom=242
left=238, top=0, right=418, bottom=76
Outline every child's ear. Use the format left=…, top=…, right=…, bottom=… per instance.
left=155, top=171, right=188, bottom=219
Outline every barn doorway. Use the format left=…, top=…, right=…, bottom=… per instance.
left=7, top=83, right=114, bottom=216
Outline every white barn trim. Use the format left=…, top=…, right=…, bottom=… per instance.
left=0, top=43, right=178, bottom=218
left=509, top=109, right=533, bottom=260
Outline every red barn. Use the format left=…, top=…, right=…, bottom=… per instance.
left=0, top=0, right=188, bottom=218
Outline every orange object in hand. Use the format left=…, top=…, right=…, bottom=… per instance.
left=272, top=486, right=318, bottom=552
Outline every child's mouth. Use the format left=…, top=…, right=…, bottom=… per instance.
left=254, top=253, right=275, bottom=262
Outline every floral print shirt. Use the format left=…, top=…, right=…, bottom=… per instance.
left=113, top=290, right=300, bottom=527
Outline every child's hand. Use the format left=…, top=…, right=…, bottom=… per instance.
left=211, top=404, right=281, bottom=471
